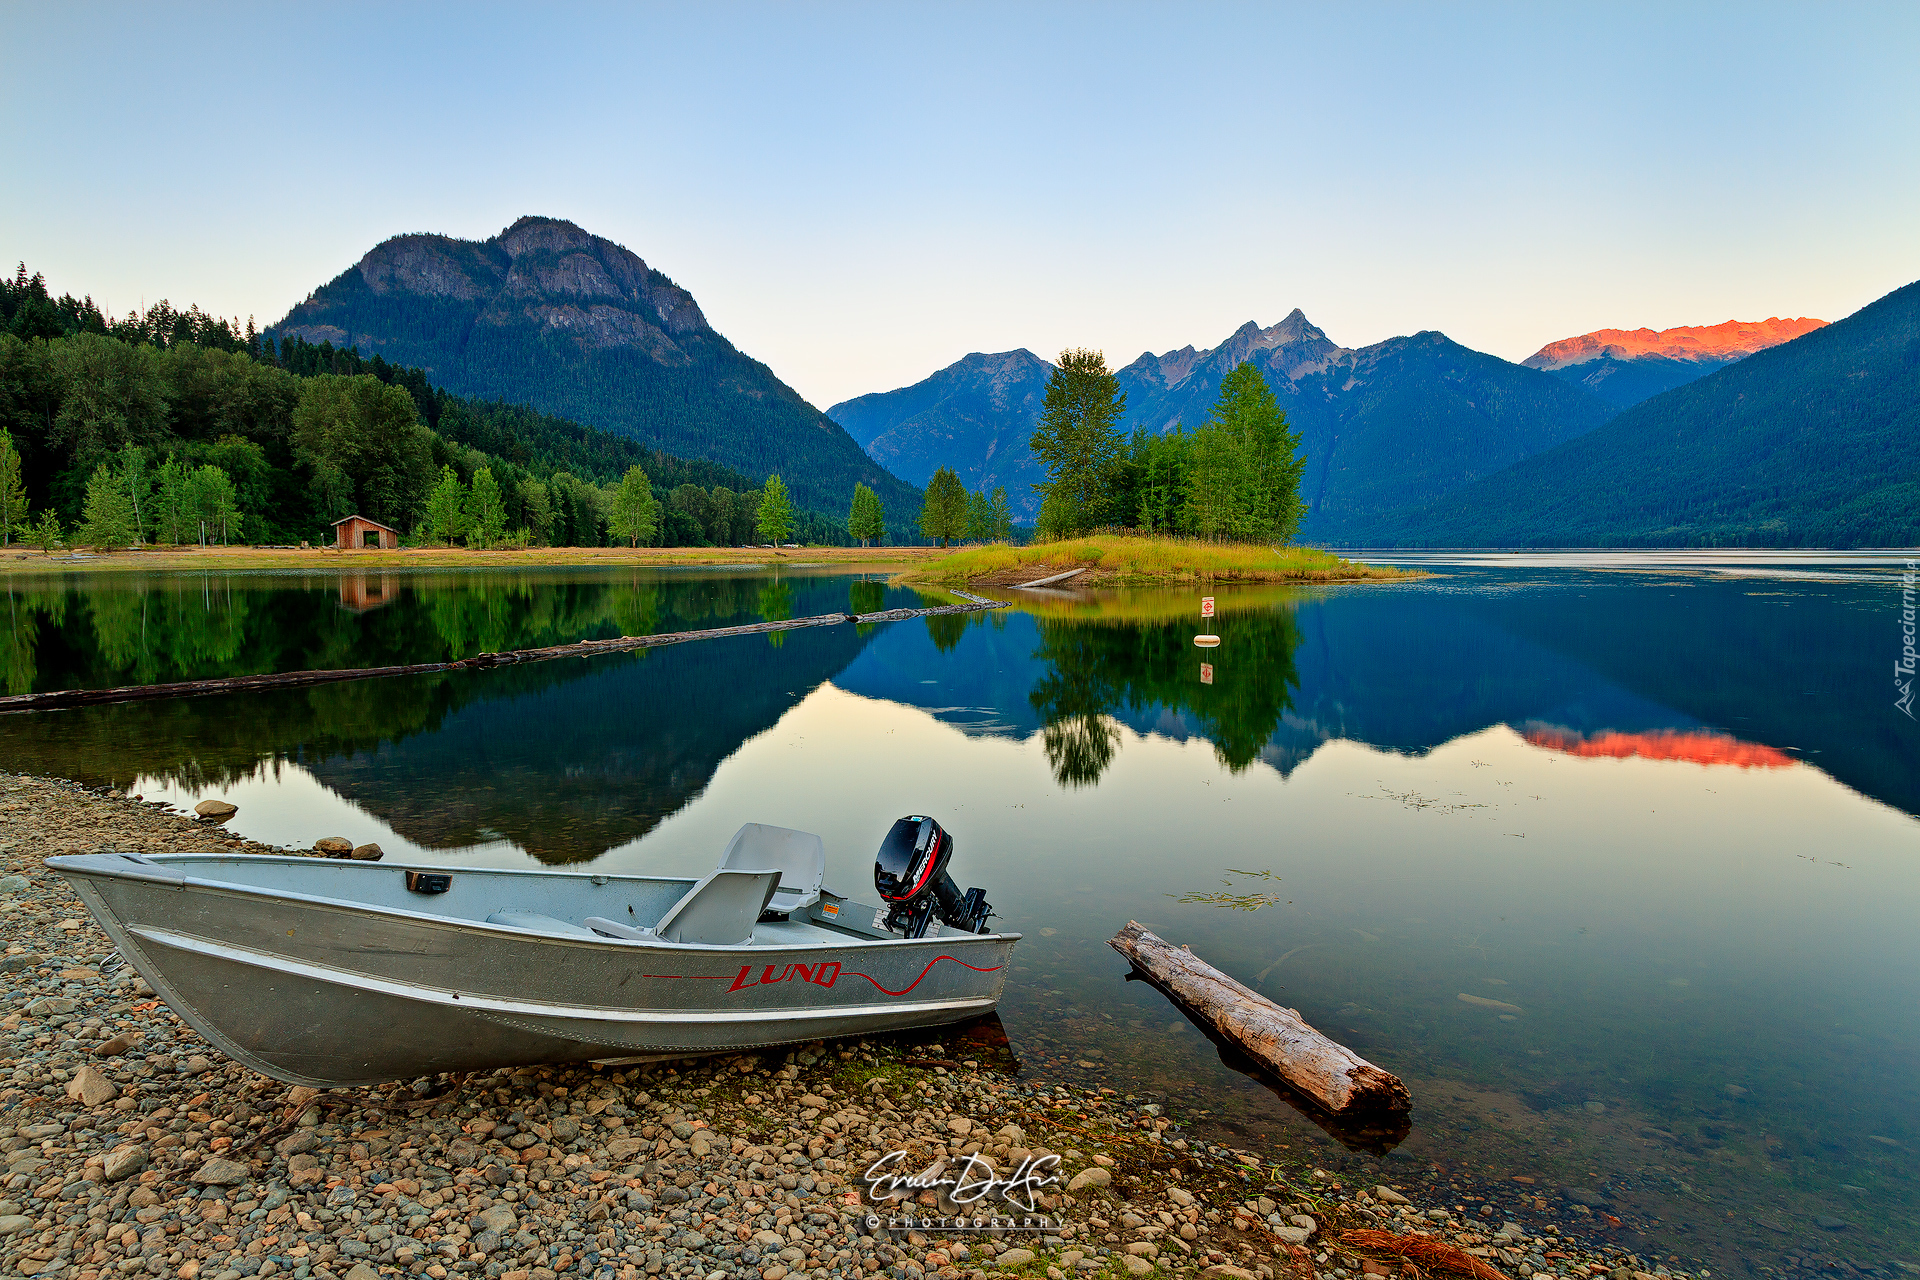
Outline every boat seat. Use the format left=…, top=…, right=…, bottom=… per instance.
left=485, top=910, right=599, bottom=940
left=718, top=823, right=826, bottom=915
left=584, top=868, right=779, bottom=946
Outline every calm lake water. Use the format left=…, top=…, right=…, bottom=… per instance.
left=1, top=554, right=1915, bottom=1270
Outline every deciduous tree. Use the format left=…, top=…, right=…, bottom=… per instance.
left=964, top=489, right=993, bottom=543
left=988, top=487, right=1014, bottom=542
left=466, top=466, right=508, bottom=548
left=0, top=428, right=24, bottom=546
left=77, top=463, right=137, bottom=550
left=290, top=374, right=434, bottom=531
left=920, top=466, right=967, bottom=547
left=184, top=465, right=239, bottom=545
left=31, top=508, right=61, bottom=554
left=757, top=474, right=794, bottom=546
left=1187, top=363, right=1305, bottom=542
left=421, top=465, right=468, bottom=545
left=1133, top=429, right=1191, bottom=535
left=848, top=482, right=885, bottom=547
left=607, top=465, right=660, bottom=547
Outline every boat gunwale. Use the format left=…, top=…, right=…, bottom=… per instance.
left=45, top=852, right=1025, bottom=950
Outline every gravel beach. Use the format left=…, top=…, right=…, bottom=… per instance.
left=3, top=772, right=1705, bottom=1280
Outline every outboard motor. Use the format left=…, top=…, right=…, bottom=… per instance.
left=873, top=815, right=993, bottom=938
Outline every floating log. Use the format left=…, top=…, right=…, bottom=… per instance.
left=1109, top=920, right=1411, bottom=1118
left=0, top=599, right=1007, bottom=715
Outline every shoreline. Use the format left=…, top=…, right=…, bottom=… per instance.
left=0, top=775, right=1699, bottom=1280
left=0, top=547, right=938, bottom=577
left=0, top=541, right=1410, bottom=588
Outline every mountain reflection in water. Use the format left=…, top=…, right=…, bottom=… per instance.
left=1, top=567, right=1913, bottom=845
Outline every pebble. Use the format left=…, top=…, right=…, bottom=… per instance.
left=0, top=770, right=1711, bottom=1280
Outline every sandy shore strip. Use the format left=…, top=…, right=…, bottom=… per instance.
left=2, top=773, right=1698, bottom=1280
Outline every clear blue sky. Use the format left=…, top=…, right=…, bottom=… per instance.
left=4, top=2, right=1916, bottom=409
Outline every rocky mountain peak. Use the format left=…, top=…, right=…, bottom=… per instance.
left=1523, top=316, right=1826, bottom=370
left=495, top=215, right=596, bottom=255
left=270, top=216, right=918, bottom=518
left=1265, top=307, right=1331, bottom=347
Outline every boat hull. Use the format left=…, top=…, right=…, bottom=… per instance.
left=52, top=855, right=1016, bottom=1087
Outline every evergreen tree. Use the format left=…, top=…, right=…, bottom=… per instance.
left=920, top=466, right=968, bottom=547
left=0, top=428, right=24, bottom=546
left=848, top=482, right=885, bottom=547
left=757, top=474, right=794, bottom=546
left=988, top=487, right=1014, bottom=542
left=78, top=463, right=137, bottom=550
left=466, top=466, right=508, bottom=548
left=421, top=465, right=469, bottom=545
left=608, top=465, right=660, bottom=547
left=1029, top=348, right=1127, bottom=535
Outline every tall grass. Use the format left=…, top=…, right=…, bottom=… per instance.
left=909, top=535, right=1406, bottom=583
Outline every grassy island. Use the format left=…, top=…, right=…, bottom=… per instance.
left=903, top=535, right=1409, bottom=586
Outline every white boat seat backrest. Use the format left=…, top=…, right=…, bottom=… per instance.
left=603, top=868, right=780, bottom=946
left=718, top=823, right=826, bottom=914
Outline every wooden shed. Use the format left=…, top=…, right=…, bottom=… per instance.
left=332, top=514, right=400, bottom=550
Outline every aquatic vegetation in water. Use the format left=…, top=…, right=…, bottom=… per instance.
left=1362, top=784, right=1490, bottom=814
left=1168, top=867, right=1287, bottom=911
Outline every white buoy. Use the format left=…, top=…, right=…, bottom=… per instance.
left=1194, top=634, right=1221, bottom=647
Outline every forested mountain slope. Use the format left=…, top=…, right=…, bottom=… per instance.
left=1, top=267, right=848, bottom=546
left=829, top=350, right=1053, bottom=515
left=1373, top=279, right=1920, bottom=547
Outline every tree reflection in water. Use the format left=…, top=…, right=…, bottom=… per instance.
left=1029, top=605, right=1304, bottom=785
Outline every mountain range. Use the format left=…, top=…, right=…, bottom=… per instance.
left=1376, top=280, right=1920, bottom=546
left=832, top=313, right=1618, bottom=535
left=268, top=216, right=919, bottom=520
left=1523, top=316, right=1826, bottom=409
left=829, top=308, right=1852, bottom=539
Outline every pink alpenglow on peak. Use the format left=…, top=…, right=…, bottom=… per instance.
left=1523, top=317, right=1827, bottom=370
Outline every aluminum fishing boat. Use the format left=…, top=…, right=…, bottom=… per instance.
left=47, top=817, right=1016, bottom=1087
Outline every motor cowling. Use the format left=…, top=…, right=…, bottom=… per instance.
left=873, top=816, right=993, bottom=937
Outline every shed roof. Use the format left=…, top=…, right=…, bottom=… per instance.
left=330, top=514, right=400, bottom=532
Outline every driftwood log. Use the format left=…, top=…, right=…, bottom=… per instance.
left=0, top=599, right=1008, bottom=715
left=1109, top=921, right=1411, bottom=1118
